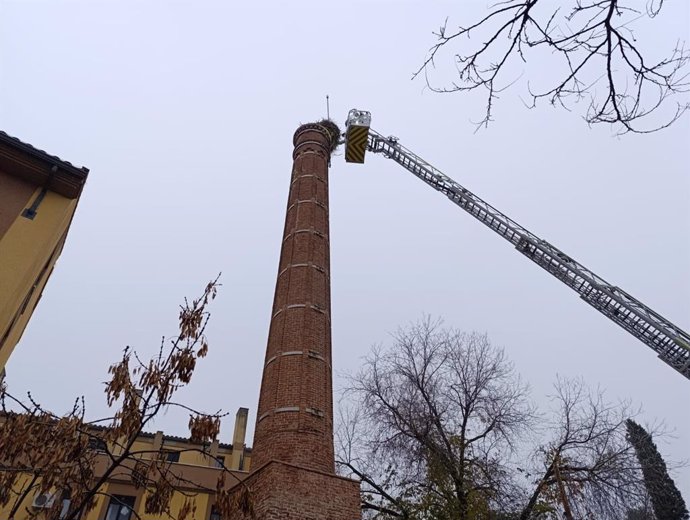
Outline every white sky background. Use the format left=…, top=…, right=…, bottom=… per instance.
left=1, top=0, right=689, bottom=496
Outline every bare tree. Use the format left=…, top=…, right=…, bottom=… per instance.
left=336, top=402, right=413, bottom=519
left=337, top=318, right=534, bottom=520
left=414, top=0, right=690, bottom=133
left=520, top=378, right=649, bottom=520
left=0, top=278, right=253, bottom=520
left=337, top=319, right=677, bottom=519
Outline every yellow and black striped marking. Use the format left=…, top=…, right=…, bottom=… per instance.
left=345, top=125, right=370, bottom=164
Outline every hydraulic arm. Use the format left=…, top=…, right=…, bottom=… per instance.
left=344, top=109, right=690, bottom=381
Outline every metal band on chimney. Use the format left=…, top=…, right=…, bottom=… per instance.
left=287, top=199, right=328, bottom=213
left=282, top=228, right=328, bottom=243
left=258, top=405, right=326, bottom=423
left=291, top=174, right=325, bottom=186
left=278, top=263, right=328, bottom=278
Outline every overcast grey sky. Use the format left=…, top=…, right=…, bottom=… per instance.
left=2, top=0, right=688, bottom=495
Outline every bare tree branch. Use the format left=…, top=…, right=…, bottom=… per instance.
left=338, top=317, right=533, bottom=519
left=415, top=0, right=690, bottom=133
left=0, top=277, right=255, bottom=520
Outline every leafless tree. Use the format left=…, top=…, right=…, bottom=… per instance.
left=336, top=402, right=413, bottom=519
left=519, top=378, right=651, bottom=519
left=337, top=319, right=677, bottom=519
left=0, top=278, right=253, bottom=520
left=414, top=0, right=690, bottom=133
left=337, top=317, right=534, bottom=520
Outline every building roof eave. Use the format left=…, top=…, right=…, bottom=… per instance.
left=0, top=130, right=89, bottom=199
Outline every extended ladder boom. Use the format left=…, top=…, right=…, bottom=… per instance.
left=345, top=110, right=690, bottom=380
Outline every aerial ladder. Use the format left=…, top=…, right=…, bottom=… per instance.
left=343, top=109, right=690, bottom=381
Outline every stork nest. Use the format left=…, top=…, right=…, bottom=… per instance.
left=316, top=119, right=342, bottom=153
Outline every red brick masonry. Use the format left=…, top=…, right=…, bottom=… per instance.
left=248, top=122, right=360, bottom=519
left=252, top=123, right=336, bottom=473
left=242, top=461, right=361, bottom=520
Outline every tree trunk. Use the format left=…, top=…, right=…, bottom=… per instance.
left=520, top=460, right=556, bottom=520
left=9, top=473, right=39, bottom=519
left=554, top=460, right=574, bottom=520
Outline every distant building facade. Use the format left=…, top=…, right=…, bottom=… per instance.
left=0, top=132, right=89, bottom=377
left=0, top=408, right=251, bottom=520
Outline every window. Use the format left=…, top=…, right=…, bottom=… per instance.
left=238, top=452, right=245, bottom=471
left=88, top=437, right=107, bottom=452
left=209, top=506, right=220, bottom=520
left=105, top=496, right=135, bottom=520
left=161, top=450, right=180, bottom=463
left=213, top=456, right=225, bottom=469
left=59, top=490, right=72, bottom=520
left=60, top=499, right=71, bottom=520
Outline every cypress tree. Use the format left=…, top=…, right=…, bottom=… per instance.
left=626, top=419, right=689, bottom=520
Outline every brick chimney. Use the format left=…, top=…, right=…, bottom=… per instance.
left=230, top=407, right=248, bottom=470
left=242, top=122, right=360, bottom=519
left=251, top=122, right=338, bottom=473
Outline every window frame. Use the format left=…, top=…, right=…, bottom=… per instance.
left=161, top=450, right=180, bottom=463
left=105, top=495, right=135, bottom=520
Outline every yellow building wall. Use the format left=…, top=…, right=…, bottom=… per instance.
left=162, top=440, right=213, bottom=467
left=0, top=188, right=77, bottom=370
left=0, top=474, right=107, bottom=520
left=94, top=481, right=213, bottom=520
left=0, top=472, right=38, bottom=519
left=0, top=474, right=213, bottom=520
left=0, top=431, right=247, bottom=520
left=124, top=438, right=222, bottom=468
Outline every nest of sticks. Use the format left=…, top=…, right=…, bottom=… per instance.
left=316, top=119, right=342, bottom=153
